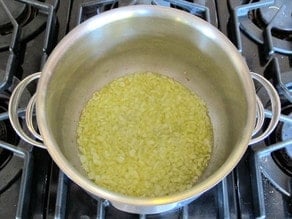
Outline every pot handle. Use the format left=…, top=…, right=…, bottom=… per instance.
left=249, top=72, right=281, bottom=145
left=8, top=72, right=46, bottom=149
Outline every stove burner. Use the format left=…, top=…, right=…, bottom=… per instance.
left=0, top=0, right=49, bottom=50
left=229, top=0, right=292, bottom=55
left=270, top=105, right=292, bottom=176
left=259, top=0, right=292, bottom=32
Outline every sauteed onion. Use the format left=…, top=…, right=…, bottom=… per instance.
left=77, top=72, right=213, bottom=197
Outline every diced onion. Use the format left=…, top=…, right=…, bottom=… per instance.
left=77, top=72, right=213, bottom=197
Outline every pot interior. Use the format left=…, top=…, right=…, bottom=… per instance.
left=39, top=6, right=255, bottom=201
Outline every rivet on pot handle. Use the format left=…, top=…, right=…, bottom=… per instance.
left=249, top=72, right=281, bottom=145
left=8, top=72, right=46, bottom=149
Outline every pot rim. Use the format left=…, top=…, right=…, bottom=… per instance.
left=36, top=5, right=256, bottom=207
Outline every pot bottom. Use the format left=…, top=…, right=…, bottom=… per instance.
left=89, top=193, right=201, bottom=214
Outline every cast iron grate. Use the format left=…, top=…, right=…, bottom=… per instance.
left=0, top=0, right=58, bottom=91
left=251, top=136, right=292, bottom=218
left=0, top=0, right=58, bottom=218
left=77, top=0, right=211, bottom=24
left=228, top=0, right=292, bottom=55
left=0, top=140, right=32, bottom=218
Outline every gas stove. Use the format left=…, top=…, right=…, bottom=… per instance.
left=0, top=0, right=291, bottom=218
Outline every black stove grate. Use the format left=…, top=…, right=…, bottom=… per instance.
left=0, top=0, right=58, bottom=218
left=251, top=138, right=292, bottom=218
left=229, top=0, right=292, bottom=55
left=0, top=0, right=20, bottom=91
left=77, top=0, right=212, bottom=24
left=226, top=1, right=292, bottom=218
left=72, top=0, right=218, bottom=30
left=0, top=141, right=32, bottom=218
left=0, top=0, right=58, bottom=90
left=51, top=172, right=238, bottom=218
left=263, top=57, right=292, bottom=102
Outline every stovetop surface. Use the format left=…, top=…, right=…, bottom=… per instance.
left=0, top=0, right=291, bottom=218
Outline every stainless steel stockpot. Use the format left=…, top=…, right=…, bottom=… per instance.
left=8, top=5, right=280, bottom=214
